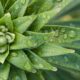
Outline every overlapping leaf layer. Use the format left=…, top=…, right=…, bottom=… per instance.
left=0, top=0, right=80, bottom=80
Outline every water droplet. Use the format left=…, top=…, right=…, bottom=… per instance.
left=11, top=52, right=18, bottom=57
left=21, top=0, right=26, bottom=4
left=63, top=34, right=68, bottom=39
left=52, top=67, right=57, bottom=71
left=32, top=69, right=37, bottom=73
left=54, top=30, right=59, bottom=37
left=38, top=64, right=44, bottom=68
left=61, top=28, right=66, bottom=33
left=68, top=30, right=76, bottom=38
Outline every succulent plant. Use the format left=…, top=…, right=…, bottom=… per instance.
left=0, top=0, right=80, bottom=80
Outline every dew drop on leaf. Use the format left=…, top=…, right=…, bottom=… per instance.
left=11, top=52, right=18, bottom=57
left=68, top=30, right=76, bottom=38
left=21, top=0, right=26, bottom=4
left=63, top=34, right=68, bottom=39
left=38, top=64, right=44, bottom=68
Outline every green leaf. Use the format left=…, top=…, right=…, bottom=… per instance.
left=27, top=0, right=57, bottom=14
left=0, top=46, right=9, bottom=64
left=44, top=53, right=80, bottom=71
left=29, top=0, right=73, bottom=31
left=9, top=67, right=27, bottom=80
left=8, top=0, right=29, bottom=19
left=0, top=13, right=14, bottom=32
left=28, top=50, right=57, bottom=71
left=13, top=15, right=36, bottom=33
left=34, top=43, right=75, bottom=57
left=0, top=62, right=10, bottom=80
left=7, top=50, right=34, bottom=72
left=0, top=1, right=4, bottom=18
left=10, top=32, right=51, bottom=50
left=41, top=25, right=80, bottom=49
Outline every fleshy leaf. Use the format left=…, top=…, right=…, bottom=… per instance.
left=0, top=46, right=9, bottom=64
left=29, top=0, right=73, bottom=31
left=28, top=50, right=57, bottom=71
left=34, top=43, right=75, bottom=57
left=0, top=1, right=4, bottom=18
left=13, top=15, right=36, bottom=33
left=26, top=0, right=57, bottom=14
left=44, top=53, right=80, bottom=71
left=9, top=67, right=27, bottom=80
left=8, top=0, right=29, bottom=19
left=0, top=62, right=10, bottom=80
left=0, top=13, right=14, bottom=32
left=10, top=32, right=51, bottom=50
left=41, top=25, right=80, bottom=49
left=7, top=50, right=34, bottom=72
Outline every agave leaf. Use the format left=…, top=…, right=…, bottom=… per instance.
left=4, top=0, right=16, bottom=11
left=10, top=32, right=51, bottom=50
left=0, top=13, right=14, bottom=32
left=9, top=67, right=27, bottom=80
left=8, top=0, right=29, bottom=19
left=0, top=62, right=10, bottom=80
left=7, top=50, right=34, bottom=72
left=28, top=50, right=57, bottom=71
left=44, top=53, right=80, bottom=71
left=27, top=0, right=57, bottom=14
left=41, top=25, right=80, bottom=49
left=0, top=46, right=9, bottom=64
left=34, top=43, right=75, bottom=57
left=27, top=71, right=45, bottom=80
left=13, top=15, right=36, bottom=33
left=0, top=1, right=4, bottom=18
left=29, top=0, right=73, bottom=31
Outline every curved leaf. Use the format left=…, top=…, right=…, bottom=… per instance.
left=34, top=43, right=75, bottom=57
left=8, top=0, right=29, bottom=19
left=7, top=50, right=34, bottom=72
left=28, top=50, right=57, bottom=71
left=13, top=15, right=36, bottom=33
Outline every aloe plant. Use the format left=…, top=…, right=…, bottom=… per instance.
left=0, top=0, right=80, bottom=80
